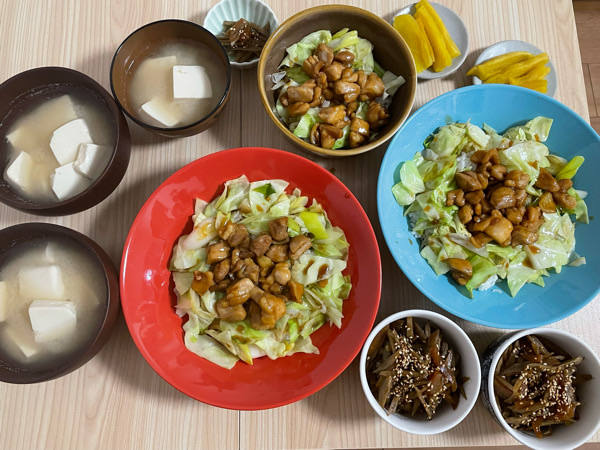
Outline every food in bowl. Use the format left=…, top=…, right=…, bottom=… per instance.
left=0, top=235, right=106, bottom=370
left=365, top=316, right=466, bottom=419
left=392, top=116, right=588, bottom=297
left=467, top=51, right=550, bottom=93
left=393, top=0, right=460, bottom=73
left=127, top=41, right=228, bottom=128
left=494, top=334, right=589, bottom=438
left=1, top=89, right=116, bottom=203
left=217, top=18, right=270, bottom=63
left=169, top=175, right=351, bottom=369
left=272, top=28, right=406, bottom=150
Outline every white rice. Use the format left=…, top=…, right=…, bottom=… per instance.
left=456, top=151, right=476, bottom=171
left=477, top=274, right=498, bottom=291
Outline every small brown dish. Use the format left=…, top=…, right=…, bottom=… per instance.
left=0, top=67, right=131, bottom=216
left=257, top=5, right=417, bottom=157
left=0, top=223, right=120, bottom=384
left=110, top=19, right=232, bottom=137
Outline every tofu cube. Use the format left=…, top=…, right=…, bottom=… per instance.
left=3, top=326, right=38, bottom=358
left=133, top=56, right=178, bottom=104
left=51, top=162, right=90, bottom=201
left=0, top=281, right=8, bottom=322
left=18, top=265, right=65, bottom=300
left=4, top=151, right=34, bottom=192
left=42, top=242, right=60, bottom=264
left=140, top=97, right=180, bottom=127
left=6, top=95, right=78, bottom=152
left=173, top=65, right=213, bottom=99
left=28, top=300, right=77, bottom=343
left=74, top=143, right=111, bottom=179
left=49, top=118, right=94, bottom=165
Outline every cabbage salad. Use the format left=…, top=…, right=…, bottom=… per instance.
left=272, top=28, right=406, bottom=149
left=169, top=175, right=351, bottom=369
left=392, top=117, right=588, bottom=297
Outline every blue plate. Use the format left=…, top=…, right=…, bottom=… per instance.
left=378, top=84, right=600, bottom=329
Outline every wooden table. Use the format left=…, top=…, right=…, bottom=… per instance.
left=1, top=0, right=596, bottom=448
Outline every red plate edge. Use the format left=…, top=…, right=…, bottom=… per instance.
left=120, top=147, right=382, bottom=410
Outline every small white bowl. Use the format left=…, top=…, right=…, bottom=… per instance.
left=359, top=309, right=481, bottom=435
left=481, top=327, right=600, bottom=449
left=203, top=0, right=278, bottom=69
left=471, top=40, right=557, bottom=97
left=393, top=2, right=469, bottom=79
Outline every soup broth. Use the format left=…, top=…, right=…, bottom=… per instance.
left=0, top=236, right=107, bottom=372
left=128, top=39, right=227, bottom=128
left=0, top=85, right=117, bottom=204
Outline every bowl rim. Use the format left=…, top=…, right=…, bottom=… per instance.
left=120, top=146, right=383, bottom=409
left=203, top=0, right=279, bottom=69
left=257, top=4, right=417, bottom=157
left=109, top=18, right=232, bottom=132
left=359, top=309, right=481, bottom=434
left=0, top=222, right=120, bottom=384
left=484, top=327, right=600, bottom=449
left=0, top=66, right=130, bottom=215
left=377, top=83, right=600, bottom=329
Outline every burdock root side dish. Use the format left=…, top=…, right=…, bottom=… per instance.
left=494, top=335, right=590, bottom=438
left=366, top=317, right=467, bottom=419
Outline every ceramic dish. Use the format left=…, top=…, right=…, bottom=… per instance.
left=481, top=327, right=600, bottom=449
left=377, top=84, right=600, bottom=329
left=257, top=4, right=417, bottom=157
left=393, top=2, right=469, bottom=79
left=203, top=0, right=278, bottom=69
left=0, top=67, right=131, bottom=216
left=471, top=40, right=557, bottom=97
left=0, top=223, right=120, bottom=384
left=120, top=147, right=382, bottom=410
left=360, top=310, right=480, bottom=435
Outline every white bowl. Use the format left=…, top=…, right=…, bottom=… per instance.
left=393, top=2, right=469, bottom=79
left=203, top=0, right=278, bottom=69
left=359, top=309, right=481, bottom=435
left=481, top=327, right=600, bottom=449
left=471, top=40, right=557, bottom=97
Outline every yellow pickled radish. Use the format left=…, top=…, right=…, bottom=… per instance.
left=415, top=0, right=460, bottom=58
left=519, top=78, right=548, bottom=93
left=415, top=16, right=434, bottom=64
left=393, top=14, right=434, bottom=73
left=414, top=6, right=452, bottom=72
left=509, top=61, right=551, bottom=86
left=484, top=53, right=549, bottom=84
left=466, top=51, right=532, bottom=81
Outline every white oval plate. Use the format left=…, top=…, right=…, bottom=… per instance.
left=471, top=40, right=557, bottom=97
left=393, top=2, right=469, bottom=79
left=203, top=0, right=278, bottom=69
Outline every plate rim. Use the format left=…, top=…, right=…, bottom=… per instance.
left=377, top=84, right=600, bottom=329
left=120, top=146, right=382, bottom=409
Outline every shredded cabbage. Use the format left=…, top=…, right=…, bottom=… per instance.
left=392, top=117, right=587, bottom=297
left=169, top=175, right=351, bottom=369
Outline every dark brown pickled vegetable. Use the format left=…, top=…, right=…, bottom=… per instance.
left=366, top=317, right=466, bottom=419
left=494, top=335, right=588, bottom=438
left=218, top=19, right=270, bottom=63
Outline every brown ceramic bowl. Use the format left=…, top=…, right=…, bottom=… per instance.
left=0, top=67, right=131, bottom=216
left=257, top=5, right=417, bottom=157
left=110, top=19, right=232, bottom=137
left=0, top=223, right=120, bottom=384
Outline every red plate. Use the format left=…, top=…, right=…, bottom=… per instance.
left=120, top=147, right=381, bottom=410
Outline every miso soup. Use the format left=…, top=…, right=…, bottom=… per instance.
left=0, top=236, right=107, bottom=372
left=1, top=85, right=117, bottom=204
left=128, top=40, right=228, bottom=128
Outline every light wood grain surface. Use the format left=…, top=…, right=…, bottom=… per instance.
left=0, top=0, right=597, bottom=449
